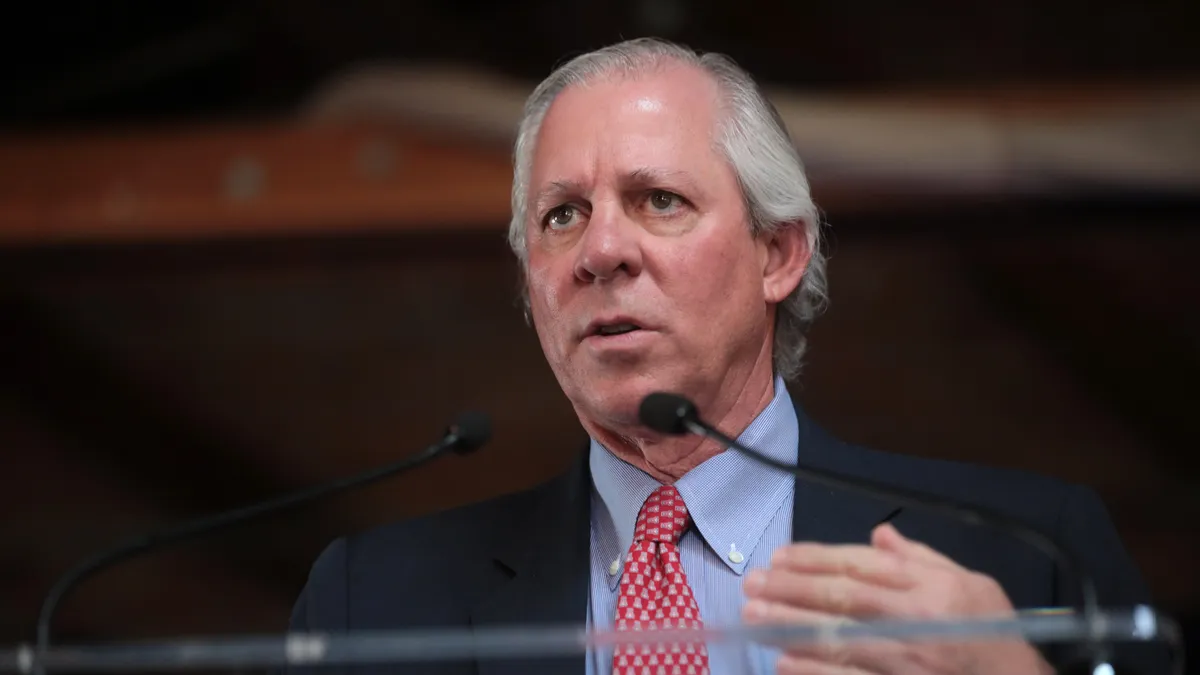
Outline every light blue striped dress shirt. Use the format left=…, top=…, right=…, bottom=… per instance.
left=586, top=375, right=799, bottom=675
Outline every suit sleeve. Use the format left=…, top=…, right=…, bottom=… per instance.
left=285, top=538, right=350, bottom=674
left=1051, top=485, right=1173, bottom=673
left=290, top=536, right=350, bottom=630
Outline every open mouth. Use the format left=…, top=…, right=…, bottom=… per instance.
left=592, top=323, right=641, bottom=337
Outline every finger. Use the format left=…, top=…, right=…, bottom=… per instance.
left=743, top=595, right=914, bottom=672
left=743, top=598, right=851, bottom=625
left=871, top=523, right=959, bottom=571
left=745, top=568, right=907, bottom=617
left=744, top=600, right=860, bottom=654
left=777, top=653, right=876, bottom=675
left=769, top=543, right=917, bottom=590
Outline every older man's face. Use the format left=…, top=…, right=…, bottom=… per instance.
left=523, top=65, right=780, bottom=431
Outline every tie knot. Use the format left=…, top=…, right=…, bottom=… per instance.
left=633, top=485, right=691, bottom=545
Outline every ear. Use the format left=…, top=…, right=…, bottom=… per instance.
left=760, top=222, right=812, bottom=304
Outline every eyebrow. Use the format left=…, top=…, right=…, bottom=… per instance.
left=533, top=179, right=586, bottom=219
left=623, top=167, right=700, bottom=192
left=530, top=167, right=702, bottom=218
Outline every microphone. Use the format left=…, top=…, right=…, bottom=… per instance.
left=638, top=393, right=1121, bottom=674
left=34, top=410, right=491, bottom=672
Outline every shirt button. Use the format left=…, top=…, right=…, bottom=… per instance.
left=728, top=550, right=745, bottom=564
left=608, top=559, right=620, bottom=575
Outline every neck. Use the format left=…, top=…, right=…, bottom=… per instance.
left=586, top=345, right=778, bottom=483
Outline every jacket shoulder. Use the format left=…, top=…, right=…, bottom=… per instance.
left=289, top=469, right=568, bottom=631
left=346, top=480, right=549, bottom=563
left=812, top=426, right=1081, bottom=524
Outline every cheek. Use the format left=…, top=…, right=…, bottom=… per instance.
left=526, top=262, right=562, bottom=315
left=662, top=234, right=759, bottom=309
left=525, top=261, right=573, bottom=361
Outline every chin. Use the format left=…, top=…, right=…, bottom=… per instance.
left=571, top=370, right=682, bottom=430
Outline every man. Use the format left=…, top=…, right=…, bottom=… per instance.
left=289, top=38, right=1163, bottom=674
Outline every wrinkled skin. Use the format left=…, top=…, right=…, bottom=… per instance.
left=522, top=63, right=808, bottom=481
left=744, top=524, right=1056, bottom=675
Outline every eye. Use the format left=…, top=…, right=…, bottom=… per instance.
left=646, top=190, right=683, bottom=213
left=544, top=205, right=580, bottom=230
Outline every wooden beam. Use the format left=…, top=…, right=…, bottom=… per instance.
left=307, top=68, right=1200, bottom=197
left=4, top=76, right=1196, bottom=247
left=0, top=122, right=515, bottom=245
left=0, top=118, right=903, bottom=247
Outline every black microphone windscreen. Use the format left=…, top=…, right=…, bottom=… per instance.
left=638, top=392, right=696, bottom=435
left=449, top=410, right=492, bottom=453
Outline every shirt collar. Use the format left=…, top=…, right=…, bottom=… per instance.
left=590, top=375, right=799, bottom=589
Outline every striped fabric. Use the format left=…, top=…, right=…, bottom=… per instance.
left=587, top=375, right=799, bottom=675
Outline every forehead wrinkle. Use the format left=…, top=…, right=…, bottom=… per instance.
left=527, top=66, right=722, bottom=221
left=533, top=178, right=586, bottom=216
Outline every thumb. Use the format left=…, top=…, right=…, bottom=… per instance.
left=872, top=522, right=958, bottom=570
left=871, top=522, right=907, bottom=552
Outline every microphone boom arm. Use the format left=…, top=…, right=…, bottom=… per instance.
left=35, top=414, right=490, bottom=672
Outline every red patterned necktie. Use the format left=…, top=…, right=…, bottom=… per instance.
left=612, top=484, right=710, bottom=675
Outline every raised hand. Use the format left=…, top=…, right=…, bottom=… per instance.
left=742, top=523, right=1055, bottom=675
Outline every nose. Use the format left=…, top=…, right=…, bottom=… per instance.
left=574, top=202, right=644, bottom=284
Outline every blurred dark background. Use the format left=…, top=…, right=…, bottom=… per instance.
left=0, top=0, right=1197, bottom=671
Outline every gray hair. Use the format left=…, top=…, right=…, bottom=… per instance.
left=507, top=37, right=828, bottom=379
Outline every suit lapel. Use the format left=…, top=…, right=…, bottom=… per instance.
left=470, top=451, right=591, bottom=675
left=789, top=403, right=902, bottom=544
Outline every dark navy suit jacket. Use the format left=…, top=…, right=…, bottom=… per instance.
left=289, top=403, right=1167, bottom=674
